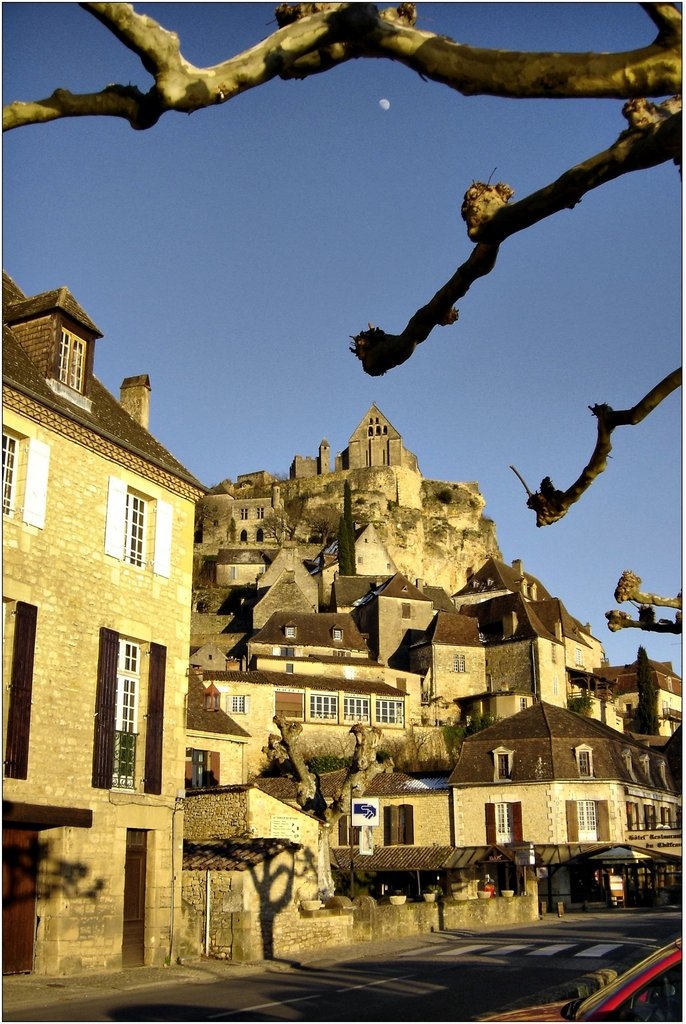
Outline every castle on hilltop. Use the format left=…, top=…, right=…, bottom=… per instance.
left=290, top=404, right=419, bottom=479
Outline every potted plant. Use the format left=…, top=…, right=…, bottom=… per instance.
left=423, top=884, right=441, bottom=902
left=389, top=891, right=407, bottom=905
left=500, top=889, right=515, bottom=898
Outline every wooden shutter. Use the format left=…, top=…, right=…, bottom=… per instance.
left=485, top=802, right=496, bottom=845
left=512, top=801, right=523, bottom=842
left=566, top=800, right=579, bottom=842
left=22, top=439, right=50, bottom=529
left=384, top=805, right=400, bottom=845
left=4, top=602, right=38, bottom=779
left=92, top=628, right=119, bottom=788
left=153, top=499, right=172, bottom=578
left=596, top=800, right=610, bottom=842
left=144, top=643, right=166, bottom=794
left=209, top=751, right=221, bottom=787
left=401, top=803, right=414, bottom=845
left=338, top=815, right=349, bottom=846
left=185, top=749, right=193, bottom=789
left=104, top=476, right=127, bottom=559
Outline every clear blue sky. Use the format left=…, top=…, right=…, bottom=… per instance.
left=3, top=2, right=681, bottom=675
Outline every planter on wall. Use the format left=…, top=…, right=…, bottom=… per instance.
left=300, top=900, right=322, bottom=911
left=477, top=891, right=492, bottom=899
left=501, top=890, right=515, bottom=898
left=389, top=895, right=406, bottom=905
left=422, top=892, right=438, bottom=902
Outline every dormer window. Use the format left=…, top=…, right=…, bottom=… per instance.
left=284, top=624, right=296, bottom=639
left=492, top=746, right=514, bottom=781
left=639, top=753, right=652, bottom=784
left=622, top=748, right=635, bottom=779
left=58, top=328, right=86, bottom=392
left=574, top=744, right=594, bottom=778
left=203, top=684, right=220, bottom=711
left=657, top=760, right=667, bottom=787
left=332, top=627, right=343, bottom=642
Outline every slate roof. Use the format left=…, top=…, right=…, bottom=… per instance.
left=3, top=281, right=205, bottom=493
left=200, top=668, right=403, bottom=697
left=459, top=592, right=560, bottom=645
left=183, top=837, right=300, bottom=871
left=448, top=702, right=678, bottom=791
left=186, top=671, right=251, bottom=738
left=353, top=572, right=431, bottom=608
left=251, top=611, right=371, bottom=654
left=421, top=586, right=455, bottom=613
left=4, top=281, right=103, bottom=336
left=330, top=576, right=381, bottom=608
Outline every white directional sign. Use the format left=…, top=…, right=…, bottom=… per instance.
left=351, top=797, right=380, bottom=827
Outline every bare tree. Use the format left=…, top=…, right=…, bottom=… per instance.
left=606, top=570, right=682, bottom=635
left=261, top=496, right=306, bottom=544
left=3, top=2, right=681, bottom=628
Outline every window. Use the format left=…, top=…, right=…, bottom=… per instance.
left=453, top=653, right=466, bottom=672
left=274, top=690, right=304, bottom=719
left=552, top=674, right=559, bottom=696
left=332, top=627, right=343, bottom=642
left=575, top=745, right=594, bottom=777
left=185, top=748, right=219, bottom=788
left=2, top=433, right=17, bottom=515
left=344, top=696, right=370, bottom=723
left=230, top=695, right=249, bottom=714
left=575, top=647, right=584, bottom=667
left=384, top=804, right=414, bottom=845
left=274, top=646, right=295, bottom=657
left=375, top=698, right=404, bottom=725
left=256, top=507, right=264, bottom=519
left=485, top=801, right=523, bottom=844
left=495, top=802, right=514, bottom=842
left=112, top=639, right=140, bottom=790
left=626, top=801, right=640, bottom=830
left=337, top=814, right=360, bottom=847
left=644, top=804, right=657, bottom=830
left=92, top=629, right=166, bottom=794
left=105, top=477, right=172, bottom=577
left=58, top=328, right=86, bottom=392
left=401, top=603, right=411, bottom=619
left=240, top=507, right=249, bottom=520
left=640, top=754, right=653, bottom=785
left=310, top=694, right=337, bottom=720
left=284, top=624, right=296, bottom=639
left=2, top=432, right=50, bottom=528
left=286, top=663, right=294, bottom=674
left=204, top=686, right=220, bottom=711
left=124, top=491, right=147, bottom=567
left=519, top=697, right=527, bottom=712
left=577, top=800, right=597, bottom=841
left=492, top=745, right=514, bottom=781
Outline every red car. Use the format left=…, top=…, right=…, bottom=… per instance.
left=483, top=937, right=681, bottom=1021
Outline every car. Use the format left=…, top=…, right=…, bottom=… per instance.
left=481, top=937, right=681, bottom=1021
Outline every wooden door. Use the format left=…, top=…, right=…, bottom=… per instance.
left=122, top=829, right=147, bottom=967
left=2, top=828, right=38, bottom=974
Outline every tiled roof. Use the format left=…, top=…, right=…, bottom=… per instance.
left=186, top=672, right=251, bottom=738
left=459, top=592, right=558, bottom=644
left=448, top=702, right=678, bottom=791
left=251, top=611, right=371, bottom=653
left=417, top=611, right=482, bottom=648
left=422, top=586, right=455, bottom=612
left=454, top=557, right=552, bottom=601
left=254, top=770, right=349, bottom=802
left=4, top=283, right=102, bottom=336
left=201, top=668, right=404, bottom=697
left=3, top=328, right=205, bottom=493
left=332, top=845, right=461, bottom=872
left=331, top=576, right=380, bottom=608
left=183, top=837, right=300, bottom=871
left=254, top=769, right=449, bottom=803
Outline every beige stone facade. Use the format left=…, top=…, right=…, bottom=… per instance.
left=3, top=275, right=204, bottom=975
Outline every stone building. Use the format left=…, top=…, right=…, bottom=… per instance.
left=597, top=657, right=682, bottom=737
left=2, top=273, right=205, bottom=975
left=290, top=404, right=418, bottom=479
left=448, top=703, right=681, bottom=907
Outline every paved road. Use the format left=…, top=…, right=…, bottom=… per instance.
left=3, top=908, right=680, bottom=1022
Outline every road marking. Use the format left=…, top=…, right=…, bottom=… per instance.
left=485, top=944, right=531, bottom=955
left=527, top=943, right=577, bottom=956
left=574, top=943, right=621, bottom=958
left=436, top=944, right=491, bottom=956
left=207, top=975, right=410, bottom=1018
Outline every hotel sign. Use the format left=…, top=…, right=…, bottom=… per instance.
left=625, top=830, right=681, bottom=856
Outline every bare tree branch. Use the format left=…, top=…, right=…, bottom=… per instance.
left=512, top=368, right=681, bottom=526
left=352, top=101, right=680, bottom=376
left=605, top=570, right=681, bottom=636
left=3, top=3, right=681, bottom=131
left=264, top=715, right=389, bottom=824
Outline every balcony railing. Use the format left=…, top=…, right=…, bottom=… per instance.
left=113, top=730, right=137, bottom=789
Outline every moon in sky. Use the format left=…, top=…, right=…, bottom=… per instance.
left=379, top=98, right=390, bottom=111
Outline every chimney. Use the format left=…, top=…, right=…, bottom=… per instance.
left=120, top=375, right=151, bottom=429
left=511, top=558, right=523, bottom=577
left=415, top=578, right=424, bottom=591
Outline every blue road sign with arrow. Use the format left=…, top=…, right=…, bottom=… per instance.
left=351, top=798, right=380, bottom=826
